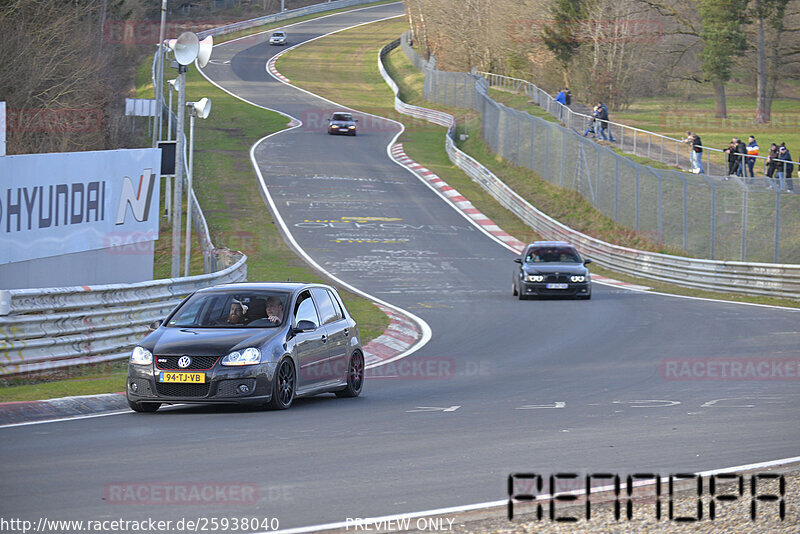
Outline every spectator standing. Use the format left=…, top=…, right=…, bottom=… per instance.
left=746, top=136, right=759, bottom=178
left=583, top=105, right=600, bottom=137
left=724, top=140, right=738, bottom=177
left=776, top=144, right=794, bottom=193
left=596, top=102, right=615, bottom=142
left=683, top=132, right=705, bottom=174
left=765, top=143, right=779, bottom=185
left=735, top=138, right=748, bottom=177
left=554, top=89, right=566, bottom=119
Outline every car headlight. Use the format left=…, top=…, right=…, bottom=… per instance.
left=221, top=347, right=262, bottom=366
left=570, top=275, right=586, bottom=283
left=130, top=346, right=153, bottom=365
left=348, top=125, right=355, bottom=129
left=526, top=274, right=544, bottom=282
left=331, top=124, right=339, bottom=128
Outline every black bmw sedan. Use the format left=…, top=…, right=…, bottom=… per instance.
left=327, top=111, right=357, bottom=135
left=512, top=241, right=592, bottom=300
left=126, top=283, right=364, bottom=412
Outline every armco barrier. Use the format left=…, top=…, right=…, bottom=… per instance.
left=381, top=37, right=800, bottom=300
left=0, top=252, right=246, bottom=376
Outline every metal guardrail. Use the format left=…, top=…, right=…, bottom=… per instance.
left=383, top=36, right=800, bottom=300
left=0, top=253, right=247, bottom=376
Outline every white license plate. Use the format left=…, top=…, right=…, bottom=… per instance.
left=546, top=283, right=569, bottom=289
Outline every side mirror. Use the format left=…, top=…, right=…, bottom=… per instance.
left=513, top=258, right=522, bottom=264
left=355, top=119, right=359, bottom=122
left=294, top=320, right=316, bottom=333
left=583, top=259, right=592, bottom=265
left=148, top=319, right=164, bottom=331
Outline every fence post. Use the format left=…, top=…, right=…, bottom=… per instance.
left=741, top=188, right=747, bottom=262
left=544, top=126, right=550, bottom=181
left=516, top=111, right=521, bottom=165
left=614, top=156, right=619, bottom=221
left=774, top=189, right=781, bottom=263
left=560, top=129, right=566, bottom=187
left=635, top=166, right=640, bottom=231
left=633, top=130, right=637, bottom=157
left=529, top=118, right=536, bottom=170
left=711, top=182, right=717, bottom=259
left=596, top=146, right=601, bottom=208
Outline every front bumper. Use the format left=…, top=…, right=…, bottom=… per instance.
left=126, top=362, right=277, bottom=405
left=520, top=281, right=591, bottom=297
left=328, top=126, right=356, bottom=135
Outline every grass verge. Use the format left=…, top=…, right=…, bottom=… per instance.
left=277, top=19, right=800, bottom=309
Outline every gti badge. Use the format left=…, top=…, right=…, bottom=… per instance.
left=177, top=356, right=192, bottom=368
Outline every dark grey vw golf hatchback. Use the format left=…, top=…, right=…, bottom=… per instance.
left=126, top=283, right=364, bottom=412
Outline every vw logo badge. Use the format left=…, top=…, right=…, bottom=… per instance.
left=178, top=356, right=192, bottom=368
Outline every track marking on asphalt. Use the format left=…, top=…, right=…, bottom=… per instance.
left=612, top=399, right=681, bottom=408
left=516, top=402, right=566, bottom=409
left=700, top=396, right=786, bottom=408
left=406, top=406, right=461, bottom=413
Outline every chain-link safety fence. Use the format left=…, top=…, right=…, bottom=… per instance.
left=401, top=32, right=800, bottom=264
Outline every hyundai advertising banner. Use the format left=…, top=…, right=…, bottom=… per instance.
left=0, top=148, right=161, bottom=264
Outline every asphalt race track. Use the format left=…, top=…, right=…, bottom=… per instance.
left=2, top=3, right=799, bottom=531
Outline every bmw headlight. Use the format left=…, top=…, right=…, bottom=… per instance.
left=130, top=346, right=153, bottom=365
left=570, top=275, right=586, bottom=283
left=526, top=274, right=545, bottom=282
left=348, top=125, right=355, bottom=129
left=221, top=347, right=262, bottom=366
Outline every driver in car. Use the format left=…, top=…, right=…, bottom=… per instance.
left=266, top=296, right=283, bottom=324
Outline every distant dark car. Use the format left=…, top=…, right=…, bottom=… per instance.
left=269, top=31, right=287, bottom=45
left=126, top=283, right=364, bottom=412
left=328, top=111, right=357, bottom=136
left=512, top=241, right=592, bottom=299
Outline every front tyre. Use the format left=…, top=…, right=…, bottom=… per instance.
left=336, top=351, right=364, bottom=398
left=267, top=359, right=296, bottom=410
left=127, top=399, right=160, bottom=413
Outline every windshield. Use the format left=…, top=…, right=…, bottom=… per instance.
left=331, top=113, right=352, bottom=121
left=525, top=247, right=581, bottom=263
left=272, top=32, right=284, bottom=37
left=168, top=291, right=288, bottom=328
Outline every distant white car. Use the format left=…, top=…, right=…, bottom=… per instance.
left=269, top=31, right=287, bottom=46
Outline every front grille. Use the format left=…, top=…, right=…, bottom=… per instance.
left=155, top=355, right=219, bottom=370
left=545, top=274, right=569, bottom=284
left=156, top=382, right=210, bottom=398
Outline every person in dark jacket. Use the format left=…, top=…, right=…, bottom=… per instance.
left=724, top=140, right=738, bottom=177
left=776, top=144, right=794, bottom=192
left=735, top=138, right=748, bottom=177
left=596, top=102, right=615, bottom=142
left=765, top=143, right=779, bottom=185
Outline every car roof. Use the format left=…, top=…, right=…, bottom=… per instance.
left=195, top=282, right=324, bottom=295
left=530, top=241, right=571, bottom=247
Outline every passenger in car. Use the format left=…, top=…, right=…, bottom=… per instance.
left=228, top=301, right=247, bottom=324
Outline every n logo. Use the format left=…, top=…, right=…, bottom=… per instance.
left=116, top=169, right=155, bottom=225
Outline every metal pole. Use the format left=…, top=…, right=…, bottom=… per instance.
left=184, top=111, right=195, bottom=277
left=171, top=67, right=186, bottom=278
left=741, top=189, right=747, bottom=261
left=710, top=184, right=717, bottom=260
left=614, top=157, right=619, bottom=221
left=154, top=0, right=167, bottom=147
left=635, top=166, right=640, bottom=231
left=167, top=89, right=173, bottom=140
left=683, top=179, right=688, bottom=251
left=774, top=189, right=781, bottom=263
